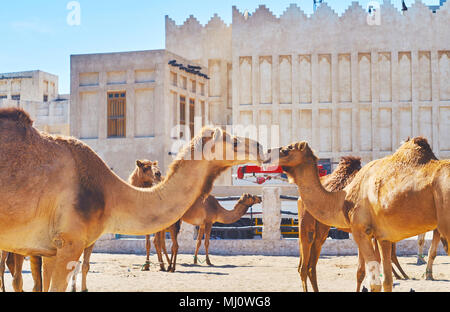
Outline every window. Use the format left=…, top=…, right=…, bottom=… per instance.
left=200, top=83, right=205, bottom=96
left=0, top=95, right=7, bottom=99
left=181, top=76, right=187, bottom=90
left=107, top=91, right=126, bottom=138
left=11, top=94, right=20, bottom=101
left=180, top=96, right=186, bottom=138
left=189, top=98, right=195, bottom=138
left=191, top=80, right=196, bottom=93
left=171, top=72, right=177, bottom=87
left=43, top=94, right=48, bottom=102
left=201, top=101, right=205, bottom=126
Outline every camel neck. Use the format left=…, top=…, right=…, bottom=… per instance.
left=290, top=161, right=348, bottom=229
left=105, top=160, right=213, bottom=235
left=216, top=200, right=250, bottom=224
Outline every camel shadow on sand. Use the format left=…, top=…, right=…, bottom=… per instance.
left=179, top=263, right=253, bottom=269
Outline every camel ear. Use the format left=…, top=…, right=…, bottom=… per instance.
left=136, top=160, right=144, bottom=168
left=212, top=127, right=223, bottom=142
left=293, top=142, right=307, bottom=151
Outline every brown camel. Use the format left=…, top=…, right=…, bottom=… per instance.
left=152, top=193, right=262, bottom=272
left=0, top=107, right=263, bottom=292
left=298, top=156, right=409, bottom=292
left=265, top=137, right=449, bottom=292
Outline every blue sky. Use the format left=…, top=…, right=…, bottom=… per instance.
left=0, top=0, right=440, bottom=94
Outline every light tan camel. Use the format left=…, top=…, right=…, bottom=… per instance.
left=127, top=160, right=164, bottom=272
left=0, top=107, right=263, bottom=292
left=265, top=137, right=449, bottom=292
left=298, top=156, right=409, bottom=292
left=152, top=193, right=262, bottom=272
left=1, top=159, right=164, bottom=292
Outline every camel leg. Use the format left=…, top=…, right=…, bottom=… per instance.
left=390, top=243, right=409, bottom=280
left=79, top=244, right=94, bottom=292
left=70, top=261, right=79, bottom=292
left=0, top=251, right=7, bottom=292
left=352, top=230, right=382, bottom=292
left=297, top=219, right=313, bottom=292
left=307, top=228, right=328, bottom=293
left=49, top=241, right=84, bottom=292
left=194, top=226, right=205, bottom=265
left=297, top=238, right=312, bottom=292
left=204, top=223, right=213, bottom=266
left=142, top=235, right=151, bottom=271
left=168, top=223, right=180, bottom=273
left=417, top=233, right=426, bottom=265
left=12, top=254, right=24, bottom=292
left=30, top=256, right=42, bottom=292
left=356, top=250, right=365, bottom=292
left=6, top=252, right=15, bottom=276
left=42, top=256, right=56, bottom=292
left=160, top=231, right=171, bottom=266
left=377, top=240, right=393, bottom=292
left=153, top=232, right=166, bottom=271
left=425, top=229, right=441, bottom=280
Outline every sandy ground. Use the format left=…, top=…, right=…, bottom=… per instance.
left=2, top=253, right=449, bottom=292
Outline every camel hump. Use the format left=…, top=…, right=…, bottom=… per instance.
left=411, top=137, right=433, bottom=153
left=0, top=107, right=33, bottom=126
left=339, top=156, right=362, bottom=171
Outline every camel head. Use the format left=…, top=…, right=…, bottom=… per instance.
left=264, top=141, right=318, bottom=169
left=238, top=193, right=262, bottom=207
left=135, top=160, right=162, bottom=187
left=174, top=127, right=264, bottom=167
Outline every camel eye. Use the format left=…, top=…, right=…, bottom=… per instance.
left=282, top=149, right=289, bottom=156
left=155, top=172, right=161, bottom=178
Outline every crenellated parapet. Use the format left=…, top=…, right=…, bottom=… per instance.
left=231, top=0, right=449, bottom=54
left=165, top=13, right=232, bottom=65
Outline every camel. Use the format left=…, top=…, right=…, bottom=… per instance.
left=152, top=193, right=262, bottom=272
left=127, top=160, right=164, bottom=272
left=297, top=156, right=408, bottom=292
left=1, top=159, right=164, bottom=292
left=265, top=137, right=449, bottom=292
left=0, top=107, right=263, bottom=292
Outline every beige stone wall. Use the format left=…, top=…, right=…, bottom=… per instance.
left=70, top=50, right=209, bottom=180
left=231, top=1, right=450, bottom=163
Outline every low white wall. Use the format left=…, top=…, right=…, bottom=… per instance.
left=93, top=187, right=447, bottom=257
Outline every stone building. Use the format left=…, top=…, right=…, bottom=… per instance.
left=71, top=0, right=450, bottom=185
left=168, top=0, right=450, bottom=168
left=0, top=70, right=70, bottom=135
left=70, top=50, right=209, bottom=179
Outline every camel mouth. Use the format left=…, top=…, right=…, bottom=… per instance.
left=262, top=148, right=282, bottom=166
